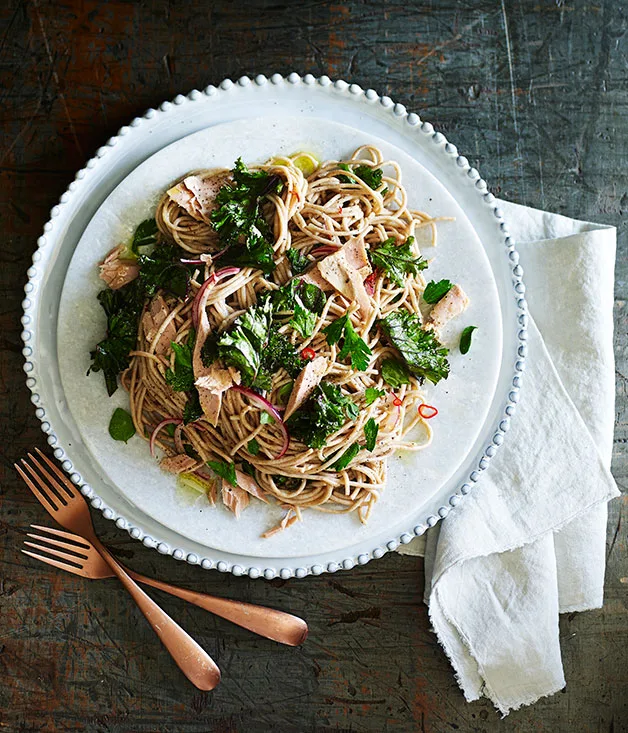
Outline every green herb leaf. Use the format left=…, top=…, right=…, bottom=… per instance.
left=183, top=389, right=203, bottom=424
left=165, top=330, right=196, bottom=392
left=137, top=243, right=191, bottom=298
left=354, top=165, right=383, bottom=190
left=460, top=326, right=477, bottom=355
left=364, top=387, right=385, bottom=405
left=364, top=418, right=378, bottom=452
left=291, top=300, right=317, bottom=338
left=336, top=163, right=384, bottom=190
left=323, top=313, right=348, bottom=345
left=299, top=282, right=326, bottom=314
left=324, top=314, right=372, bottom=372
left=286, top=381, right=358, bottom=449
left=131, top=218, right=158, bottom=255
left=332, top=442, right=360, bottom=470
left=337, top=318, right=372, bottom=372
left=381, top=358, right=411, bottom=389
left=277, top=381, right=294, bottom=404
left=210, top=158, right=282, bottom=274
left=165, top=423, right=176, bottom=437
left=370, top=236, right=428, bottom=287
left=89, top=283, right=145, bottom=396
left=108, top=408, right=136, bottom=443
left=241, top=460, right=256, bottom=477
left=287, top=247, right=310, bottom=275
left=247, top=438, right=260, bottom=456
left=380, top=311, right=450, bottom=384
left=272, top=279, right=326, bottom=336
left=215, top=299, right=273, bottom=386
left=207, top=459, right=237, bottom=487
left=423, top=279, right=454, bottom=304
left=260, top=411, right=275, bottom=425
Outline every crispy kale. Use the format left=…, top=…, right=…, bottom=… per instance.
left=370, top=236, right=428, bottom=287
left=211, top=159, right=283, bottom=273
left=286, top=381, right=359, bottom=449
left=379, top=310, right=450, bottom=385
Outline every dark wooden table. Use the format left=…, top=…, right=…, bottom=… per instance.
left=1, top=1, right=626, bottom=731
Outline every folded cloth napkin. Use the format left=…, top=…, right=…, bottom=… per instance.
left=399, top=201, right=620, bottom=715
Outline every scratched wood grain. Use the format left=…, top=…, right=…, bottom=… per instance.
left=0, top=0, right=626, bottom=731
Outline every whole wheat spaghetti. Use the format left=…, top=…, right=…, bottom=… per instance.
left=94, top=146, right=464, bottom=537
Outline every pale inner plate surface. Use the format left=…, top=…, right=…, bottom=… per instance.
left=58, top=116, right=502, bottom=558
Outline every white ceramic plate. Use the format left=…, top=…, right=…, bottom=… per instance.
left=22, top=74, right=526, bottom=578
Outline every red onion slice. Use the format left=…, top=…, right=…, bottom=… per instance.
left=150, top=418, right=183, bottom=458
left=230, top=385, right=290, bottom=458
left=192, top=266, right=240, bottom=329
left=311, top=245, right=338, bottom=258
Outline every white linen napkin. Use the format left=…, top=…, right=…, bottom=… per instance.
left=398, top=201, right=620, bottom=715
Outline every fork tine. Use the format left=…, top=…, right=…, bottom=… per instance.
left=22, top=460, right=68, bottom=506
left=25, top=533, right=90, bottom=560
left=22, top=548, right=84, bottom=573
left=34, top=448, right=79, bottom=499
left=24, top=540, right=87, bottom=565
left=14, top=463, right=59, bottom=512
left=30, top=524, right=91, bottom=549
left=26, top=452, right=72, bottom=505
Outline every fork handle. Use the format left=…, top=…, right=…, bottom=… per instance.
left=94, top=540, right=221, bottom=690
left=127, top=569, right=308, bottom=647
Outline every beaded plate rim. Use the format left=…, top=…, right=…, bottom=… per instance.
left=21, top=72, right=527, bottom=579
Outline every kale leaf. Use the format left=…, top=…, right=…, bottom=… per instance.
left=286, top=381, right=358, bottom=449
left=215, top=299, right=273, bottom=386
left=364, top=418, right=378, bottom=452
left=137, top=243, right=191, bottom=298
left=89, top=282, right=145, bottom=396
left=381, top=357, right=411, bottom=388
left=165, top=329, right=196, bottom=392
left=183, top=389, right=203, bottom=424
left=131, top=218, right=159, bottom=256
left=211, top=158, right=283, bottom=274
left=287, top=247, right=310, bottom=275
left=271, top=278, right=326, bottom=337
left=370, top=236, right=428, bottom=287
left=380, top=310, right=450, bottom=385
left=332, top=442, right=360, bottom=470
left=337, top=163, right=384, bottom=190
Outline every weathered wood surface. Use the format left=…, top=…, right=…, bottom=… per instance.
left=0, top=1, right=626, bottom=731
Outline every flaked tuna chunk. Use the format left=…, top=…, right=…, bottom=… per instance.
left=234, top=469, right=269, bottom=503
left=427, top=284, right=469, bottom=330
left=190, top=276, right=240, bottom=426
left=195, top=362, right=241, bottom=395
left=142, top=295, right=177, bottom=355
left=160, top=454, right=199, bottom=474
left=262, top=508, right=299, bottom=538
left=222, top=482, right=250, bottom=518
left=317, top=251, right=372, bottom=319
left=344, top=236, right=372, bottom=279
left=300, top=266, right=333, bottom=292
left=167, top=171, right=230, bottom=225
left=284, top=357, right=328, bottom=420
left=98, top=245, right=140, bottom=290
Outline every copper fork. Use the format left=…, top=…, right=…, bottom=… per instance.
left=23, top=523, right=308, bottom=646
left=15, top=449, right=221, bottom=690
